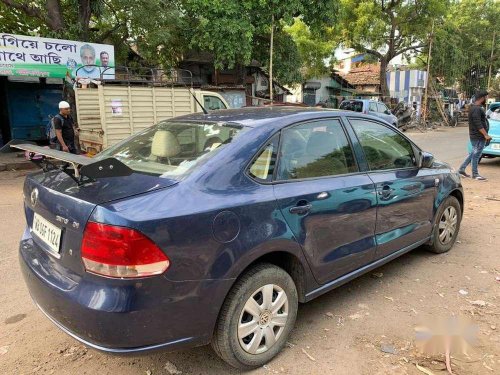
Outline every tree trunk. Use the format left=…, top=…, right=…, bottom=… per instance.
left=379, top=57, right=389, bottom=101
left=78, top=0, right=92, bottom=40
left=46, top=0, right=65, bottom=32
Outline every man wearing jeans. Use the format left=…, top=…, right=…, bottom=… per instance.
left=458, top=90, right=491, bottom=181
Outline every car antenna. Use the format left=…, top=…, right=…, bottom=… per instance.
left=190, top=88, right=208, bottom=115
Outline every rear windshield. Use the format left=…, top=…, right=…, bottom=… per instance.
left=98, top=121, right=247, bottom=178
left=339, top=100, right=363, bottom=112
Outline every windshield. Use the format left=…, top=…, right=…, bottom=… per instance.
left=98, top=121, right=247, bottom=178
left=488, top=107, right=500, bottom=121
left=340, top=101, right=363, bottom=112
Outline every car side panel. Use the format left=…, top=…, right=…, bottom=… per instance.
left=368, top=168, right=436, bottom=260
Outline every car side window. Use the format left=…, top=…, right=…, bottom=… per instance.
left=377, top=103, right=389, bottom=114
left=369, top=102, right=378, bottom=112
left=248, top=136, right=278, bottom=182
left=350, top=119, right=416, bottom=171
left=277, top=119, right=358, bottom=180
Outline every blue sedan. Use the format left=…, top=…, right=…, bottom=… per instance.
left=18, top=107, right=463, bottom=369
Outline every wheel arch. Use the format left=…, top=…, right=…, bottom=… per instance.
left=449, top=189, right=464, bottom=214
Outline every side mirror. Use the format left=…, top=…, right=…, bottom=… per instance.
left=385, top=110, right=391, bottom=115
left=419, top=151, right=434, bottom=168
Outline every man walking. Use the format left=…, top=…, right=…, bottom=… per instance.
left=54, top=101, right=79, bottom=154
left=458, top=90, right=491, bottom=181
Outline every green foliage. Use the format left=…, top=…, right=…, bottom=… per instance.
left=424, top=0, right=499, bottom=95
left=183, top=0, right=338, bottom=80
left=0, top=0, right=338, bottom=85
left=337, top=0, right=447, bottom=55
left=335, top=0, right=448, bottom=96
left=284, top=18, right=336, bottom=80
left=0, top=4, right=47, bottom=35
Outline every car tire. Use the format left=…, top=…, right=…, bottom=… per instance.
left=211, top=263, right=298, bottom=370
left=426, top=196, right=462, bottom=254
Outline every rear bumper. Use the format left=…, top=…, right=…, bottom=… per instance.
left=19, top=235, right=234, bottom=353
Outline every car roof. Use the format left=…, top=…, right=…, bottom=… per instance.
left=171, top=106, right=380, bottom=128
left=340, top=99, right=370, bottom=103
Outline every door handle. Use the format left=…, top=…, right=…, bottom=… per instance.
left=289, top=204, right=312, bottom=215
left=377, top=185, right=394, bottom=197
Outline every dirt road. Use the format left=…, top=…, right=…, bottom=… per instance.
left=0, top=126, right=499, bottom=375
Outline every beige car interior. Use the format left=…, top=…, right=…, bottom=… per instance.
left=150, top=130, right=181, bottom=164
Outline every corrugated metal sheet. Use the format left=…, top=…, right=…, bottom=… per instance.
left=75, top=86, right=196, bottom=152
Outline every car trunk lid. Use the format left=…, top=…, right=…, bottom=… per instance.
left=23, top=169, right=178, bottom=275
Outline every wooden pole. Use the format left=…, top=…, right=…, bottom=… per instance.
left=269, top=14, right=274, bottom=104
left=422, top=20, right=434, bottom=122
left=487, top=30, right=496, bottom=90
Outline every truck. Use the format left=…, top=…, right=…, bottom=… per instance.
left=75, top=85, right=229, bottom=154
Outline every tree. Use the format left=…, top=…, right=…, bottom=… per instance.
left=336, top=0, right=448, bottom=98
left=284, top=18, right=336, bottom=80
left=0, top=0, right=339, bottom=85
left=420, top=0, right=499, bottom=96
left=0, top=0, right=189, bottom=67
left=183, top=0, right=338, bottom=84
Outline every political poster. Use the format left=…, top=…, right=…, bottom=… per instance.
left=0, top=33, right=115, bottom=79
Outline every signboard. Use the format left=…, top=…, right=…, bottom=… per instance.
left=0, top=33, right=115, bottom=79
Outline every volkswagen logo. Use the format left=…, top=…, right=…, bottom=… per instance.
left=30, top=188, right=39, bottom=207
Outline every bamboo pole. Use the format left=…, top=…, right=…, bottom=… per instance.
left=487, top=30, right=496, bottom=90
left=422, top=20, right=434, bottom=122
left=269, top=14, right=274, bottom=104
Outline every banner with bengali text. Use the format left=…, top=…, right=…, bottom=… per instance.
left=0, top=33, right=115, bottom=79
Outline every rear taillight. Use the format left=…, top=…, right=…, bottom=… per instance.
left=81, top=222, right=169, bottom=278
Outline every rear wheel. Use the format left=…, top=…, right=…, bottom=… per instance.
left=212, top=263, right=298, bottom=370
left=426, top=196, right=462, bottom=254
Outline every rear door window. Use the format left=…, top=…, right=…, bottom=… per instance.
left=369, top=102, right=378, bottom=112
left=277, top=119, right=358, bottom=180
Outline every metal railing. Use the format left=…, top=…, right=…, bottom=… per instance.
left=74, top=66, right=193, bottom=87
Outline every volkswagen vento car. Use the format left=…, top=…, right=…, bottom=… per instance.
left=18, top=107, right=463, bottom=369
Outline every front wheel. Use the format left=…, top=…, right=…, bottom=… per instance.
left=426, top=196, right=462, bottom=254
left=212, top=263, right=298, bottom=370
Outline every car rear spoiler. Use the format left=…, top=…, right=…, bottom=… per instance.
left=11, top=144, right=132, bottom=185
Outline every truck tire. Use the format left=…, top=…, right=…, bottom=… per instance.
left=212, top=263, right=298, bottom=370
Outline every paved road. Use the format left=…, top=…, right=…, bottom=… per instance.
left=1, top=126, right=499, bottom=375
left=405, top=126, right=469, bottom=167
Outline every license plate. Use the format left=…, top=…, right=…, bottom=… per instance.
left=32, top=213, right=62, bottom=254
left=491, top=143, right=500, bottom=150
